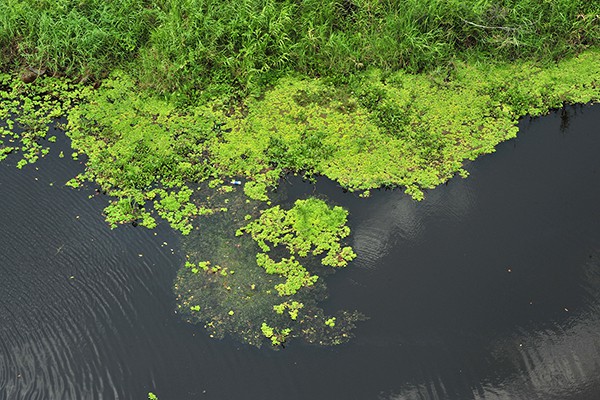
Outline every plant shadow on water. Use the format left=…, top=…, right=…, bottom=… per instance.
left=174, top=182, right=365, bottom=348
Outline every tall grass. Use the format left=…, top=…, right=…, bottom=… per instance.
left=1, top=0, right=598, bottom=95
left=0, top=0, right=159, bottom=75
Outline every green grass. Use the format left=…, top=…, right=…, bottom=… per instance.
left=0, top=0, right=158, bottom=75
left=1, top=0, right=598, bottom=98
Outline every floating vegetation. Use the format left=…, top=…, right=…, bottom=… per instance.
left=6, top=49, right=587, bottom=234
left=238, top=197, right=356, bottom=296
left=1, top=50, right=598, bottom=233
left=174, top=187, right=364, bottom=348
left=0, top=73, right=88, bottom=167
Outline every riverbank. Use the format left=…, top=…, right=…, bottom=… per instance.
left=2, top=1, right=599, bottom=216
left=2, top=1, right=598, bottom=97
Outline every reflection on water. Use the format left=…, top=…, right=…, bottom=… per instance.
left=385, top=303, right=600, bottom=400
left=485, top=256, right=600, bottom=400
left=1, top=105, right=600, bottom=399
left=351, top=179, right=476, bottom=270
left=352, top=196, right=423, bottom=268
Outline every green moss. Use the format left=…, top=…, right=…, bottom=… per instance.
left=177, top=50, right=599, bottom=200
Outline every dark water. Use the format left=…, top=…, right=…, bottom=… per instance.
left=1, top=105, right=600, bottom=400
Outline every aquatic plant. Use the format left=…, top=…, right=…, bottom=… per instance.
left=2, top=48, right=599, bottom=234
left=273, top=301, right=304, bottom=320
left=261, top=323, right=291, bottom=346
left=0, top=73, right=88, bottom=169
left=1, top=46, right=599, bottom=237
left=237, top=197, right=356, bottom=296
left=174, top=187, right=363, bottom=348
left=153, top=186, right=198, bottom=235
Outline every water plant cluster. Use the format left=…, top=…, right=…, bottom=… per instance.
left=0, top=73, right=89, bottom=166
left=1, top=0, right=599, bottom=347
left=5, top=51, right=597, bottom=212
left=174, top=188, right=363, bottom=347
left=238, top=197, right=356, bottom=295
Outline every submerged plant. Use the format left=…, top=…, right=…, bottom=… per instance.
left=174, top=187, right=363, bottom=348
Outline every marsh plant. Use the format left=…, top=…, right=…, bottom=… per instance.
left=2, top=0, right=598, bottom=99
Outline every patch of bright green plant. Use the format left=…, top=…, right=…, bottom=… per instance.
left=64, top=72, right=223, bottom=231
left=153, top=186, right=198, bottom=235
left=273, top=301, right=304, bottom=321
left=261, top=322, right=291, bottom=346
left=5, top=48, right=598, bottom=237
left=0, top=73, right=89, bottom=168
left=174, top=188, right=363, bottom=348
left=238, top=198, right=356, bottom=296
left=202, top=52, right=600, bottom=199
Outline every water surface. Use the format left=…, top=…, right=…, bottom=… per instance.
left=1, top=105, right=600, bottom=399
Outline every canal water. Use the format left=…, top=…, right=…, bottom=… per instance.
left=1, top=105, right=599, bottom=399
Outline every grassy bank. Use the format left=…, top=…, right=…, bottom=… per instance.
left=1, top=0, right=598, bottom=98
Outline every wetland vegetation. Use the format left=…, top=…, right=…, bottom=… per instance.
left=1, top=0, right=599, bottom=347
left=176, top=188, right=362, bottom=347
